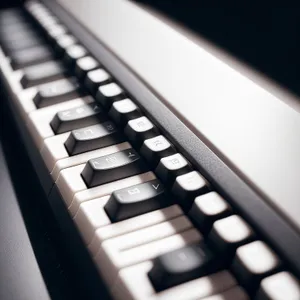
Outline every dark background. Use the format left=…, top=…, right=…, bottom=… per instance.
left=1, top=0, right=300, bottom=95
left=134, top=1, right=300, bottom=96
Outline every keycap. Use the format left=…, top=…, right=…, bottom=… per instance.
left=256, top=272, right=300, bottom=300
left=64, top=121, right=125, bottom=155
left=172, top=171, right=209, bottom=210
left=140, top=135, right=176, bottom=167
left=50, top=103, right=106, bottom=134
left=208, top=215, right=254, bottom=259
left=232, top=241, right=281, bottom=293
left=64, top=44, right=87, bottom=67
left=124, top=116, right=159, bottom=148
left=109, top=98, right=142, bottom=127
left=148, top=242, right=219, bottom=291
left=75, top=56, right=100, bottom=80
left=188, top=192, right=231, bottom=234
left=20, top=61, right=67, bottom=88
left=55, top=34, right=76, bottom=56
left=96, top=82, right=125, bottom=109
left=104, top=179, right=168, bottom=222
left=81, top=148, right=148, bottom=188
left=33, top=78, right=85, bottom=108
left=155, top=153, right=192, bottom=186
left=10, top=46, right=53, bottom=70
left=84, top=69, right=111, bottom=95
left=47, top=24, right=67, bottom=40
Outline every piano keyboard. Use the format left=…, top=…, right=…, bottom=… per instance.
left=0, top=1, right=299, bottom=300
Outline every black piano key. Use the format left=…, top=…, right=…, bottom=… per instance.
left=104, top=179, right=168, bottom=222
left=20, top=61, right=67, bottom=88
left=140, top=135, right=176, bottom=167
left=124, top=116, right=159, bottom=148
left=65, top=121, right=125, bottom=155
left=155, top=153, right=193, bottom=187
left=148, top=243, right=220, bottom=291
left=33, top=78, right=85, bottom=108
left=10, top=46, right=54, bottom=70
left=1, top=36, right=44, bottom=55
left=95, top=82, right=126, bottom=109
left=81, top=148, right=148, bottom=188
left=50, top=103, right=107, bottom=134
left=109, top=98, right=142, bottom=127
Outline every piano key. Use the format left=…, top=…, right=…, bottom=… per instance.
left=56, top=164, right=87, bottom=207
left=125, top=116, right=160, bottom=148
left=27, top=96, right=94, bottom=149
left=70, top=172, right=155, bottom=217
left=87, top=205, right=183, bottom=253
left=55, top=34, right=77, bottom=56
left=171, top=171, right=209, bottom=210
left=50, top=103, right=106, bottom=134
left=64, top=44, right=87, bottom=67
left=148, top=242, right=220, bottom=291
left=232, top=241, right=281, bottom=293
left=84, top=68, right=111, bottom=95
left=75, top=56, right=100, bottom=80
left=155, top=153, right=192, bottom=187
left=140, top=135, right=176, bottom=167
left=95, top=224, right=199, bottom=286
left=188, top=192, right=232, bottom=235
left=113, top=262, right=236, bottom=300
left=81, top=148, right=148, bottom=188
left=208, top=215, right=254, bottom=259
left=1, top=35, right=43, bottom=54
left=10, top=46, right=54, bottom=70
left=104, top=179, right=168, bottom=222
left=33, top=78, right=85, bottom=108
left=203, top=286, right=249, bottom=300
left=109, top=98, right=142, bottom=127
left=64, top=121, right=125, bottom=155
left=20, top=60, right=67, bottom=88
left=255, top=272, right=300, bottom=300
left=96, top=82, right=126, bottom=109
left=43, top=137, right=130, bottom=181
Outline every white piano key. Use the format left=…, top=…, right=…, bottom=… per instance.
left=112, top=261, right=236, bottom=300
left=69, top=171, right=156, bottom=216
left=74, top=195, right=111, bottom=245
left=41, top=133, right=70, bottom=172
left=27, top=96, right=93, bottom=149
left=55, top=164, right=86, bottom=207
left=202, top=286, right=249, bottom=300
left=95, top=227, right=200, bottom=286
left=88, top=205, right=183, bottom=255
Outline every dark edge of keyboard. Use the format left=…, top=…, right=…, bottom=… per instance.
left=41, top=0, right=300, bottom=279
left=0, top=47, right=113, bottom=300
left=0, top=91, right=51, bottom=300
